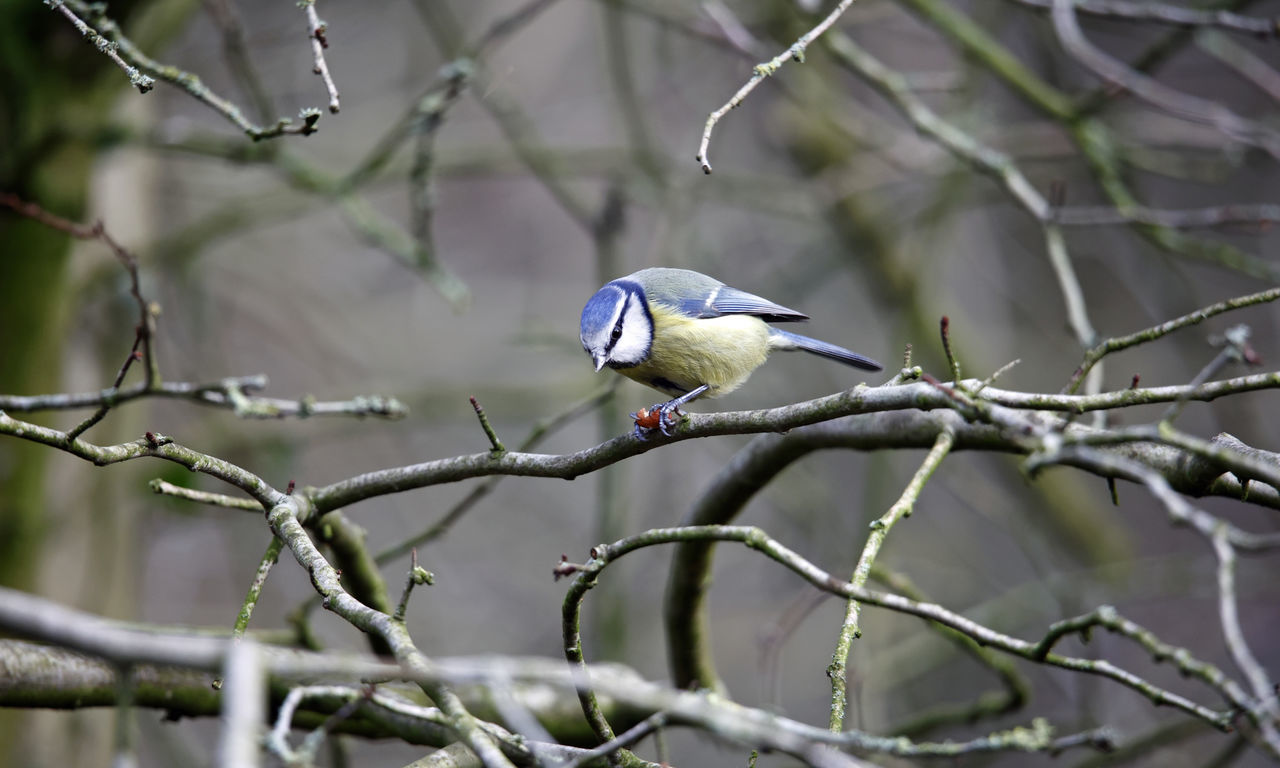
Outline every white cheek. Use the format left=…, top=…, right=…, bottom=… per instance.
left=610, top=301, right=652, bottom=365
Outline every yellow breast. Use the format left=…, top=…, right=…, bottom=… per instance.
left=615, top=304, right=772, bottom=397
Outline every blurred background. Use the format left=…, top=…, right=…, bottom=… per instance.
left=2, top=0, right=1279, bottom=765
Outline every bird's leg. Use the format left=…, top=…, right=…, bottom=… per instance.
left=632, top=384, right=709, bottom=438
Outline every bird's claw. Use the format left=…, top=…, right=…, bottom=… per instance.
left=631, top=402, right=683, bottom=439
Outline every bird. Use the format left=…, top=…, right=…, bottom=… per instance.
left=579, top=267, right=882, bottom=436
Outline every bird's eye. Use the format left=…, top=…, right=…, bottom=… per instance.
left=611, top=323, right=623, bottom=341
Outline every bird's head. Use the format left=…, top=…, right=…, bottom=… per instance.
left=580, top=279, right=653, bottom=371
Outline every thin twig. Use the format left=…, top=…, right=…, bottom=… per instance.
left=1212, top=529, right=1277, bottom=713
left=149, top=479, right=261, bottom=511
left=233, top=538, right=284, bottom=642
left=372, top=385, right=615, bottom=565
left=45, top=0, right=155, bottom=92
left=59, top=0, right=322, bottom=139
left=393, top=550, right=434, bottom=623
left=696, top=0, right=860, bottom=173
left=562, top=713, right=668, bottom=768
left=829, top=429, right=955, bottom=731
left=469, top=396, right=506, bottom=454
left=1159, top=328, right=1248, bottom=424
left=65, top=341, right=144, bottom=440
left=212, top=536, right=285, bottom=690
left=1065, top=287, right=1280, bottom=394
left=299, top=0, right=340, bottom=113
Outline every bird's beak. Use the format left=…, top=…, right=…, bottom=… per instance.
left=592, top=352, right=607, bottom=372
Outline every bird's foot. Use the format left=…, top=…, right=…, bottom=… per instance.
left=630, top=402, right=684, bottom=439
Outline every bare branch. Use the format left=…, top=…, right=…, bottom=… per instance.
left=830, top=429, right=955, bottom=731
left=1066, top=287, right=1280, bottom=393
left=1050, top=0, right=1280, bottom=158
left=1013, top=0, right=1280, bottom=37
left=696, top=0, right=862, bottom=173
left=45, top=0, right=155, bottom=92
left=57, top=0, right=323, bottom=139
left=299, top=0, right=340, bottom=113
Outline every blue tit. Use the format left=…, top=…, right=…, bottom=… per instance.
left=579, top=267, right=882, bottom=434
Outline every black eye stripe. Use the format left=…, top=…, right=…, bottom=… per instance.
left=606, top=318, right=624, bottom=352
left=604, top=293, right=633, bottom=352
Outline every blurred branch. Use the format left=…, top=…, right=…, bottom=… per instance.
left=0, top=587, right=388, bottom=675
left=56, top=0, right=322, bottom=139
left=1050, top=0, right=1280, bottom=158
left=897, top=0, right=1074, bottom=119
left=1197, top=29, right=1280, bottom=103
left=134, top=122, right=473, bottom=306
left=407, top=66, right=469, bottom=302
left=0, top=639, right=642, bottom=754
left=1012, top=0, right=1280, bottom=37
left=342, top=0, right=567, bottom=193
left=1070, top=719, right=1216, bottom=768
left=201, top=0, right=274, bottom=122
left=893, top=0, right=1270, bottom=274
left=412, top=0, right=597, bottom=230
left=474, top=0, right=567, bottom=55
left=1051, top=202, right=1280, bottom=229
left=869, top=567, right=1029, bottom=736
left=826, top=32, right=1101, bottom=396
left=218, top=639, right=264, bottom=768
left=337, top=194, right=471, bottom=309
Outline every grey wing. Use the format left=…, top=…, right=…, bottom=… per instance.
left=700, top=285, right=809, bottom=323
left=634, top=267, right=810, bottom=322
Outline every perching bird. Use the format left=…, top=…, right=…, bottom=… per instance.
left=579, top=268, right=881, bottom=435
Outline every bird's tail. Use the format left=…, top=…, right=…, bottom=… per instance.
left=769, top=328, right=882, bottom=371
